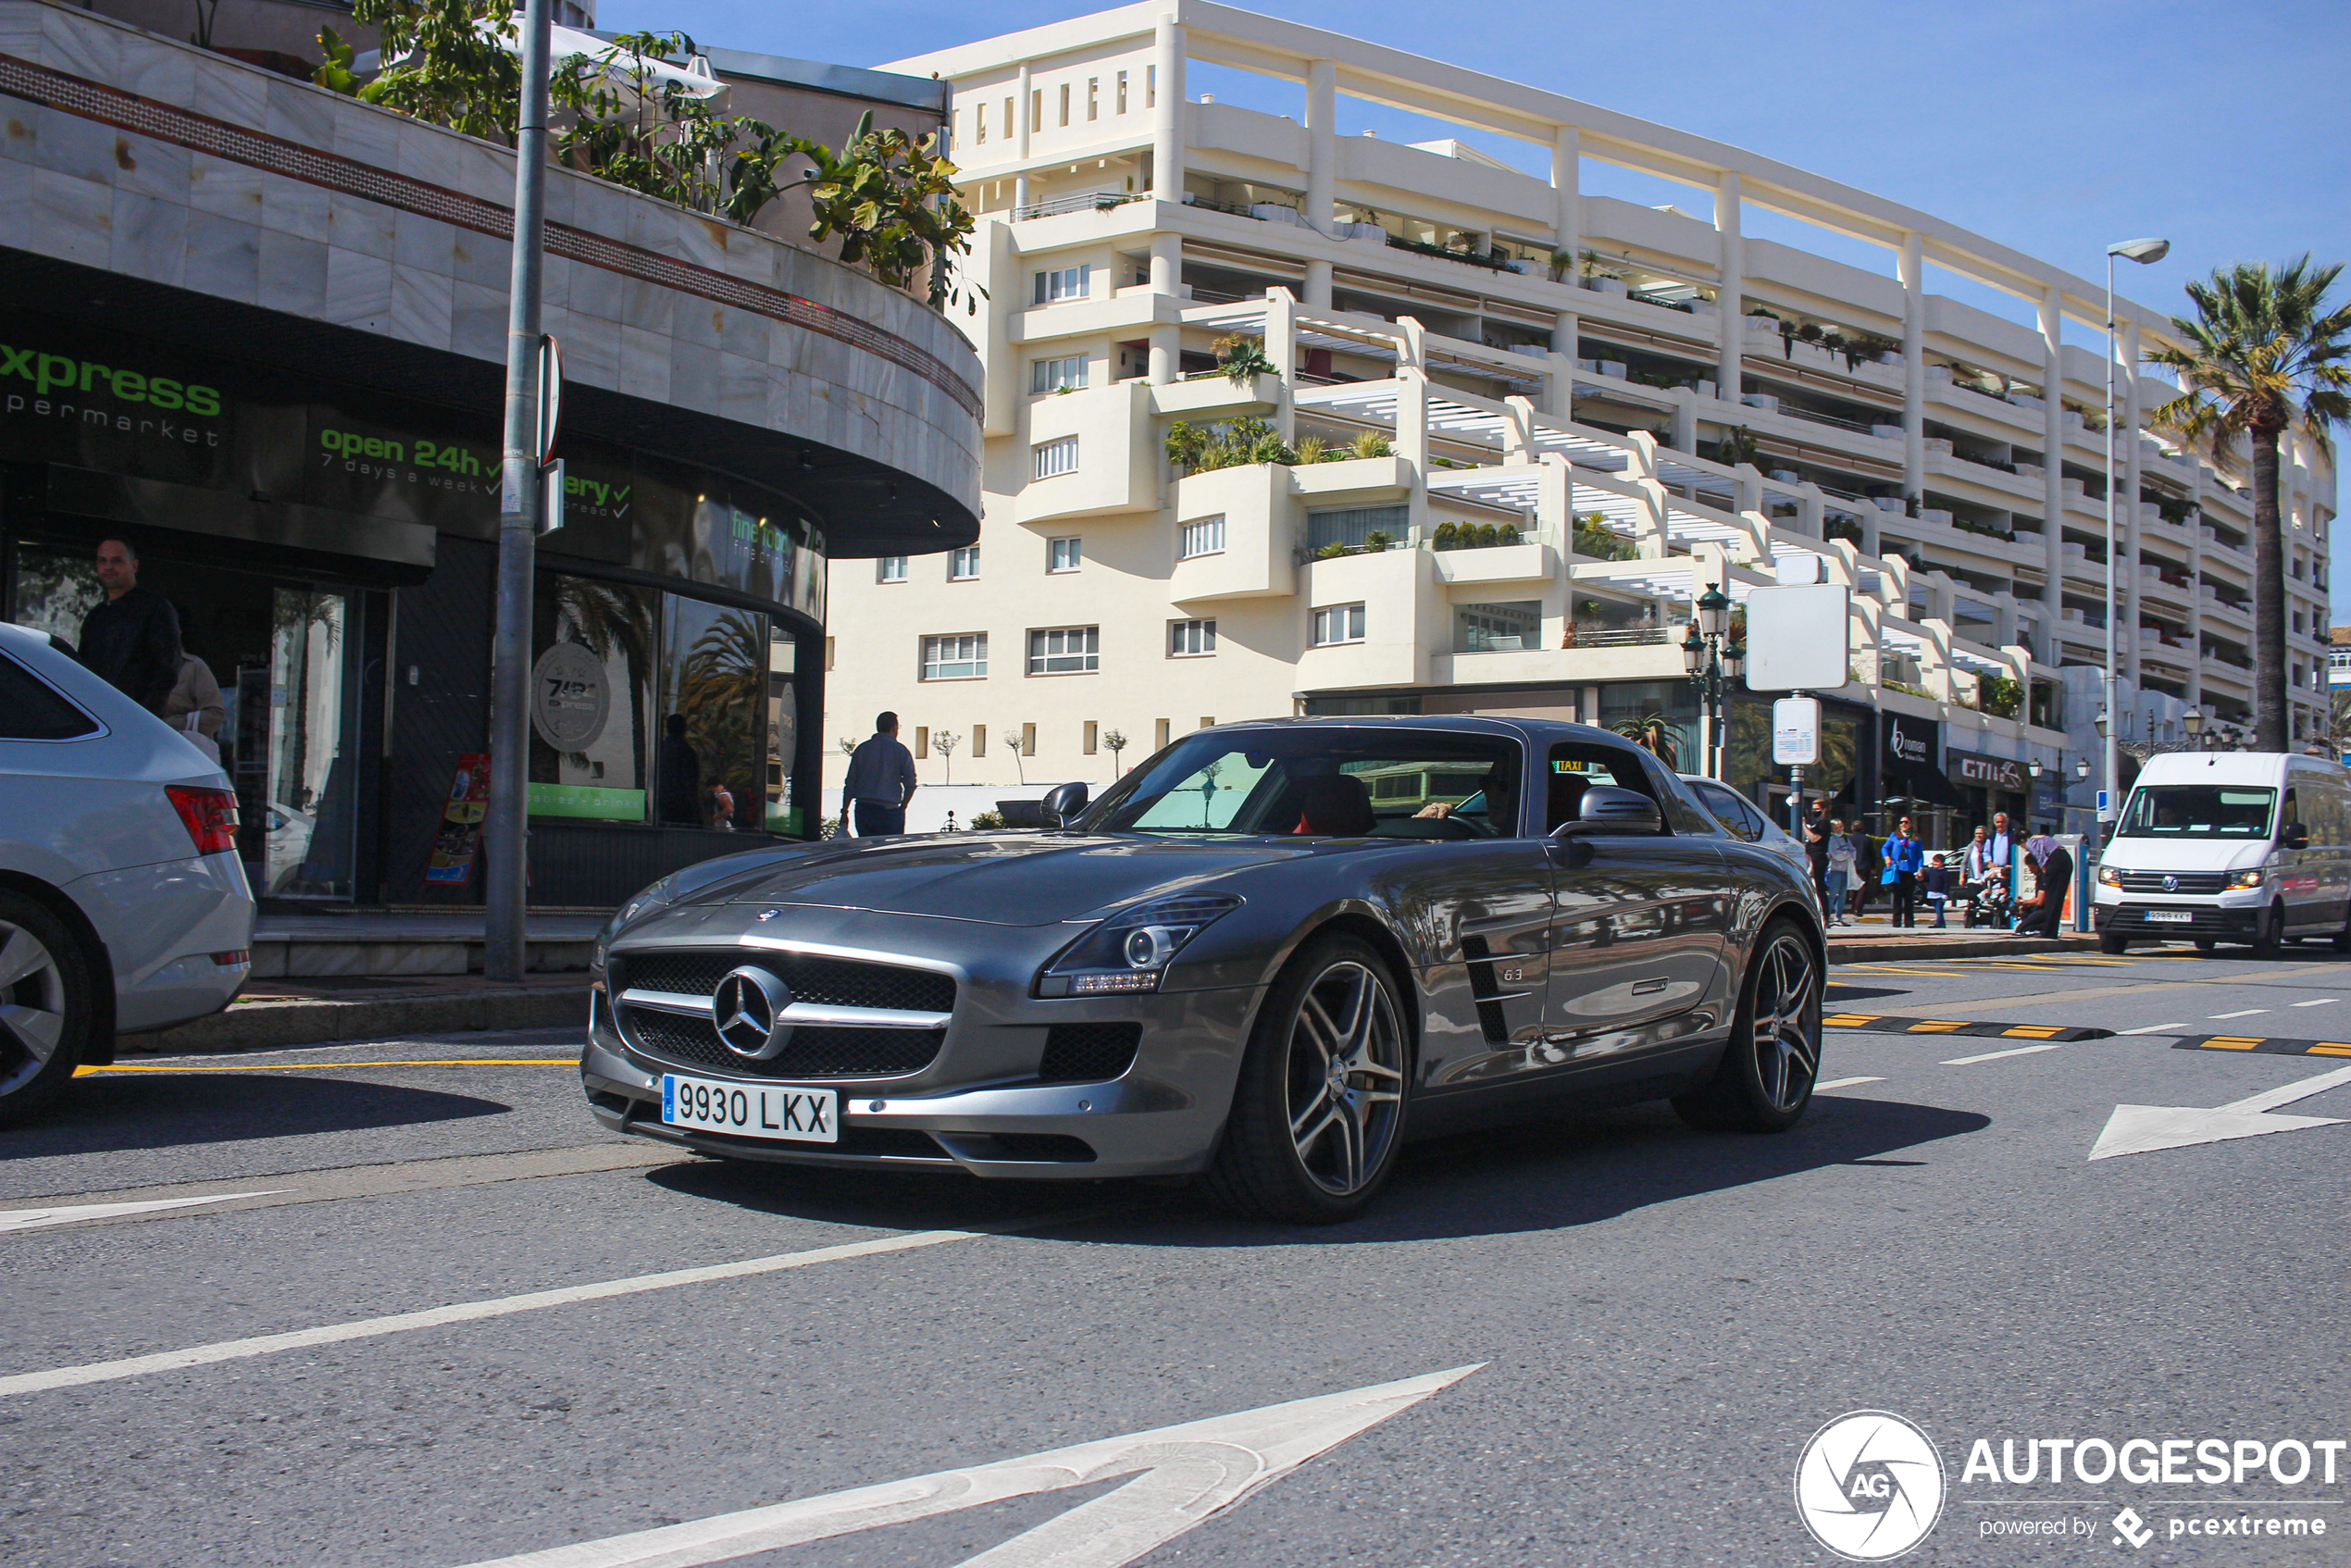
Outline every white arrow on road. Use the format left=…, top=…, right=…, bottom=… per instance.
left=2089, top=1062, right=2351, bottom=1161
left=448, top=1364, right=1482, bottom=1568
left=0, top=1191, right=284, bottom=1234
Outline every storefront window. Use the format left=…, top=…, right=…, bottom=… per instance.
left=1725, top=694, right=1861, bottom=824
left=765, top=627, right=800, bottom=833
left=1595, top=681, right=1697, bottom=775
left=263, top=589, right=358, bottom=899
left=529, top=574, right=659, bottom=822
left=658, top=594, right=767, bottom=831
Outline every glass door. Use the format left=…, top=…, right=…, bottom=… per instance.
left=258, top=588, right=357, bottom=898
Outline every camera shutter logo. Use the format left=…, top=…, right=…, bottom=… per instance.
left=713, top=966, right=793, bottom=1059
left=1793, top=1410, right=1947, bottom=1561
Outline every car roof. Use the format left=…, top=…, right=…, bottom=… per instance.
left=1204, top=715, right=1639, bottom=748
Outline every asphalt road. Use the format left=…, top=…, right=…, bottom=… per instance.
left=3, top=944, right=2347, bottom=1567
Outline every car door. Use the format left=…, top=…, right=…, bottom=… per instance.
left=1384, top=837, right=1560, bottom=1094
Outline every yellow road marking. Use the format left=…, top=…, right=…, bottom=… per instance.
left=2310, top=1043, right=2351, bottom=1056
left=2200, top=1038, right=2263, bottom=1051
left=1907, top=1021, right=1969, bottom=1032
left=2000, top=1026, right=2066, bottom=1038
left=78, top=1059, right=579, bottom=1076
left=1823, top=1014, right=1884, bottom=1027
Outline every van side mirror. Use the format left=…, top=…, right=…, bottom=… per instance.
left=1040, top=779, right=1090, bottom=829
left=2282, top=821, right=2309, bottom=851
left=1554, top=785, right=1662, bottom=837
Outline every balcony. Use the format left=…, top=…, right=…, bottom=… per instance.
left=1014, top=191, right=1145, bottom=221
left=1433, top=541, right=1555, bottom=587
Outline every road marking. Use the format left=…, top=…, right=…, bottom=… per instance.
left=2210, top=1009, right=2270, bottom=1020
left=0, top=1208, right=1114, bottom=1400
left=2171, top=1035, right=2351, bottom=1058
left=2089, top=1063, right=2351, bottom=1161
left=2292, top=998, right=2334, bottom=1007
left=0, top=1192, right=283, bottom=1234
left=77, top=1059, right=578, bottom=1075
left=1815, top=1076, right=1884, bottom=1090
left=2119, top=1023, right=2188, bottom=1035
left=1823, top=1014, right=2109, bottom=1041
left=1940, top=1044, right=2063, bottom=1066
left=446, top=1365, right=1482, bottom=1568
left=1893, top=963, right=2351, bottom=1014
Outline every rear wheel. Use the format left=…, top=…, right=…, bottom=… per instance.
left=1204, top=934, right=1409, bottom=1224
left=1673, top=919, right=1821, bottom=1133
left=0, top=893, right=95, bottom=1126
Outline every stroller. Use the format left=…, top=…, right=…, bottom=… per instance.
left=1963, top=868, right=2012, bottom=928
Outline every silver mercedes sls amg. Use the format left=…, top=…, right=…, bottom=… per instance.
left=580, top=716, right=1826, bottom=1222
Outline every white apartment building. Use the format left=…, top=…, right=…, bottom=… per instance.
left=825, top=1, right=2334, bottom=835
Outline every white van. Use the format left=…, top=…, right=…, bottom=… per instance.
left=2093, top=752, right=2351, bottom=954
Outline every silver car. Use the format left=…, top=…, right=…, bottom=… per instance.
left=0, top=621, right=255, bottom=1121
left=582, top=717, right=1824, bottom=1222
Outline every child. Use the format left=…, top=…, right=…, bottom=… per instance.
left=1922, top=852, right=1952, bottom=928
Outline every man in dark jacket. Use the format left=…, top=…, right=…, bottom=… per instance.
left=77, top=535, right=181, bottom=715
left=840, top=712, right=917, bottom=836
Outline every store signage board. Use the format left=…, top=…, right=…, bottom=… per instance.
left=1772, top=697, right=1821, bottom=765
left=1743, top=583, right=1849, bottom=691
left=1947, top=748, right=2025, bottom=791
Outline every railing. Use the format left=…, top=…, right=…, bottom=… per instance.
left=1560, top=627, right=1672, bottom=648
left=1779, top=404, right=1886, bottom=435
left=1014, top=192, right=1144, bottom=221
left=1183, top=196, right=1264, bottom=219
left=1385, top=234, right=1517, bottom=272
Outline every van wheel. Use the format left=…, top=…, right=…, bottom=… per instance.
left=2098, top=931, right=2130, bottom=954
left=2194, top=939, right=2217, bottom=953
left=2251, top=902, right=2286, bottom=960
left=0, top=893, right=95, bottom=1126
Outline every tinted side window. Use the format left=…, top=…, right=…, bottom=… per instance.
left=1545, top=741, right=1671, bottom=832
left=0, top=653, right=101, bottom=740
left=1696, top=781, right=1763, bottom=841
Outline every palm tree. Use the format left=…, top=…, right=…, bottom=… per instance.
left=1610, top=715, right=1683, bottom=769
left=2149, top=257, right=2351, bottom=751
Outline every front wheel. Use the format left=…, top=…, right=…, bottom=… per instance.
left=0, top=893, right=96, bottom=1126
left=1204, top=934, right=1410, bottom=1224
left=2099, top=930, right=2130, bottom=955
left=1673, top=918, right=1821, bottom=1133
left=2252, top=902, right=2286, bottom=960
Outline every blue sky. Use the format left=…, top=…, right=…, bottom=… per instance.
left=605, top=0, right=2351, bottom=617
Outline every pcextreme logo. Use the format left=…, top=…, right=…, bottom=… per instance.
left=1795, top=1410, right=1947, bottom=1561
left=0, top=342, right=223, bottom=416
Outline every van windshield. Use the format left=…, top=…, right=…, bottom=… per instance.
left=2115, top=785, right=2276, bottom=840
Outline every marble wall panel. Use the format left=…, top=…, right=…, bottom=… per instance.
left=322, top=245, right=394, bottom=330
left=449, top=278, right=506, bottom=362
left=180, top=208, right=260, bottom=304
left=388, top=263, right=454, bottom=349
left=31, top=168, right=110, bottom=268
left=109, top=186, right=188, bottom=286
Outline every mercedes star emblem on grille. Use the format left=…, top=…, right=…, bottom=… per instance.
left=2163, top=874, right=2178, bottom=891
left=713, top=966, right=794, bottom=1058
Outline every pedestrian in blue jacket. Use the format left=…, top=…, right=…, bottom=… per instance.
left=1881, top=815, right=1926, bottom=927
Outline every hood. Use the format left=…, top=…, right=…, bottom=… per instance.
left=2096, top=836, right=2272, bottom=874
left=700, top=832, right=1314, bottom=926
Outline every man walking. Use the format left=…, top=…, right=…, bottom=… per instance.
left=1882, top=814, right=1925, bottom=927
left=1803, top=800, right=1831, bottom=908
left=76, top=534, right=182, bottom=716
left=840, top=711, right=917, bottom=837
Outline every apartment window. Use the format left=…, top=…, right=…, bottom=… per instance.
left=1028, top=626, right=1101, bottom=674
left=1030, top=89, right=1041, bottom=131
left=1178, top=516, right=1225, bottom=559
left=1455, top=601, right=1541, bottom=653
left=1030, top=355, right=1088, bottom=393
left=974, top=104, right=985, bottom=143
left=1308, top=505, right=1409, bottom=553
left=877, top=555, right=908, bottom=583
left=824, top=636, right=835, bottom=671
left=1084, top=720, right=1099, bottom=754
left=1021, top=722, right=1037, bottom=756
left=1169, top=618, right=1217, bottom=656
left=1312, top=604, right=1367, bottom=646
left=1048, top=537, right=1083, bottom=573
left=1115, top=70, right=1128, bottom=114
left=919, top=632, right=988, bottom=680
left=914, top=726, right=929, bottom=760
left=1154, top=717, right=1170, bottom=749
left=1146, top=64, right=1155, bottom=108
left=1087, top=77, right=1099, bottom=120
left=1033, top=265, right=1091, bottom=304
left=1002, top=96, right=1014, bottom=139
left=1199, top=716, right=1215, bottom=729
left=948, top=546, right=980, bottom=580
left=1059, top=82, right=1070, bottom=126
left=1033, top=435, right=1080, bottom=480
left=972, top=724, right=988, bottom=757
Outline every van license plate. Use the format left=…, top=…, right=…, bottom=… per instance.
left=2145, top=910, right=2193, bottom=924
left=661, top=1075, right=838, bottom=1142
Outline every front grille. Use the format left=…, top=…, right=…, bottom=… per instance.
left=617, top=950, right=955, bottom=1013
left=619, top=1006, right=944, bottom=1078
left=2110, top=905, right=2250, bottom=934
left=1039, top=1022, right=1142, bottom=1082
left=2114, top=870, right=2230, bottom=894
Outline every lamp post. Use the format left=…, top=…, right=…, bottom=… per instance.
left=2101, top=236, right=2170, bottom=855
left=2183, top=703, right=2205, bottom=751
left=1682, top=581, right=1744, bottom=779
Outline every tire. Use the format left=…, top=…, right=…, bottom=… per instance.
left=2194, top=939, right=2218, bottom=954
left=2099, top=931, right=2130, bottom=954
left=1673, top=917, right=1822, bottom=1133
left=2252, top=902, right=2286, bottom=960
left=1204, top=933, right=1410, bottom=1224
left=0, top=892, right=97, bottom=1126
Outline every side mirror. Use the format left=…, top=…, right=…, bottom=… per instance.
left=1040, top=779, right=1090, bottom=829
left=2282, top=821, right=2309, bottom=851
left=1555, top=785, right=1662, bottom=838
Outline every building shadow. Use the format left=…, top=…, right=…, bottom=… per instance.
left=3, top=1074, right=509, bottom=1158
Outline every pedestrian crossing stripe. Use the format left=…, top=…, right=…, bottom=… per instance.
left=2172, top=1035, right=2351, bottom=1058
left=1823, top=1014, right=2111, bottom=1041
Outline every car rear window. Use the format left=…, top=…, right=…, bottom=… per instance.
left=0, top=652, right=102, bottom=740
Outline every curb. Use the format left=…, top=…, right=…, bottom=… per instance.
left=118, top=986, right=589, bottom=1056
left=1825, top=936, right=2074, bottom=964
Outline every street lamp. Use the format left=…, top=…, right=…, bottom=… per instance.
left=2093, top=707, right=2109, bottom=739
left=2183, top=704, right=2205, bottom=749
left=2102, top=235, right=2171, bottom=853
left=2074, top=757, right=2091, bottom=782
left=1685, top=582, right=1737, bottom=779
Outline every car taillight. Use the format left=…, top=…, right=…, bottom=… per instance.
left=166, top=785, right=240, bottom=855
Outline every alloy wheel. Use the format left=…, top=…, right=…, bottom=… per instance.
left=1284, top=960, right=1406, bottom=1196
left=1749, top=931, right=1820, bottom=1113
left=0, top=919, right=68, bottom=1098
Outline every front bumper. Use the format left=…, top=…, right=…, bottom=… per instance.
left=2094, top=902, right=2263, bottom=940
left=579, top=919, right=1266, bottom=1180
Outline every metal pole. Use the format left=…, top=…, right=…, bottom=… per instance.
left=485, top=0, right=553, bottom=983
left=2101, top=249, right=2121, bottom=852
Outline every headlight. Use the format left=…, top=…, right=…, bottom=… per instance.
left=2096, top=865, right=2121, bottom=887
left=594, top=874, right=679, bottom=969
left=1037, top=894, right=1243, bottom=996
left=2227, top=866, right=2266, bottom=890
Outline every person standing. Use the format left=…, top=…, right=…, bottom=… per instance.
left=1882, top=815, right=1925, bottom=927
left=1986, top=812, right=2016, bottom=882
left=76, top=534, right=182, bottom=716
left=1823, top=819, right=1859, bottom=927
left=840, top=711, right=917, bottom=837
left=161, top=652, right=226, bottom=765
left=657, top=714, right=703, bottom=825
left=1852, top=828, right=1882, bottom=920
left=1803, top=801, right=1831, bottom=907
left=1961, top=826, right=1994, bottom=926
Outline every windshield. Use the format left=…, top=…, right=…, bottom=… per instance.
left=1088, top=730, right=1523, bottom=839
left=2115, top=784, right=2277, bottom=840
